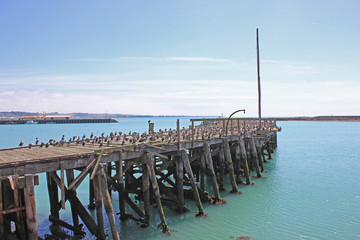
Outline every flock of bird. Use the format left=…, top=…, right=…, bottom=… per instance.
left=18, top=120, right=280, bottom=150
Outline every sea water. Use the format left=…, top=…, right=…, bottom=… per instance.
left=0, top=120, right=359, bottom=239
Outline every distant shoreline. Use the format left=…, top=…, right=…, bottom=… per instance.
left=1, top=112, right=360, bottom=122
left=272, top=116, right=360, bottom=122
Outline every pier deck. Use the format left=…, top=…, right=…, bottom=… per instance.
left=0, top=118, right=279, bottom=239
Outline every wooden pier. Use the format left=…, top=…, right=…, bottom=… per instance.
left=0, top=118, right=280, bottom=239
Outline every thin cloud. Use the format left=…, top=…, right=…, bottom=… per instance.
left=168, top=57, right=232, bottom=63
left=66, top=56, right=233, bottom=63
left=66, top=57, right=164, bottom=63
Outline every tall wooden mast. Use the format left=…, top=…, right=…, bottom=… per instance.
left=256, top=28, right=262, bottom=129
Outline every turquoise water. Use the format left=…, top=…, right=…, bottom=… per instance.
left=1, top=120, right=360, bottom=239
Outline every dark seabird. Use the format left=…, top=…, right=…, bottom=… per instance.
left=19, top=141, right=24, bottom=147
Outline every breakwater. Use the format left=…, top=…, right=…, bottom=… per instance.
left=0, top=118, right=279, bottom=239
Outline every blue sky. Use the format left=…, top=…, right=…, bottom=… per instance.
left=0, top=0, right=359, bottom=117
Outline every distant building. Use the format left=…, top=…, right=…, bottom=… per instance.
left=19, top=115, right=45, bottom=120
left=44, top=115, right=71, bottom=120
left=19, top=114, right=72, bottom=120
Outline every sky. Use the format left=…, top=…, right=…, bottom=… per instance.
left=0, top=0, right=359, bottom=117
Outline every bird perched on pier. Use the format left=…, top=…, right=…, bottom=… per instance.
left=35, top=138, right=39, bottom=145
left=19, top=141, right=24, bottom=147
left=28, top=143, right=33, bottom=149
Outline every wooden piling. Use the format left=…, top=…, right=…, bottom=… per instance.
left=175, top=156, right=185, bottom=212
left=255, top=141, right=265, bottom=172
left=98, top=164, right=120, bottom=240
left=66, top=169, right=79, bottom=228
left=93, top=174, right=105, bottom=239
left=107, top=162, right=112, bottom=197
left=145, top=153, right=169, bottom=233
left=46, top=172, right=59, bottom=219
left=266, top=141, right=272, bottom=159
left=222, top=139, right=240, bottom=193
left=13, top=175, right=26, bottom=240
left=115, top=151, right=126, bottom=220
left=24, top=174, right=38, bottom=240
left=203, top=141, right=223, bottom=202
left=250, top=137, right=262, bottom=178
left=218, top=146, right=225, bottom=191
left=199, top=154, right=206, bottom=191
left=181, top=150, right=205, bottom=216
left=60, top=162, right=65, bottom=210
left=141, top=159, right=151, bottom=221
left=239, top=139, right=252, bottom=185
left=89, top=177, right=95, bottom=210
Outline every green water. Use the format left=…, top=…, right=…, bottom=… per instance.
left=1, top=120, right=360, bottom=239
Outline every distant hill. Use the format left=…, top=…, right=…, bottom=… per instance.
left=274, top=116, right=360, bottom=121
left=1, top=112, right=359, bottom=121
left=0, top=111, right=195, bottom=119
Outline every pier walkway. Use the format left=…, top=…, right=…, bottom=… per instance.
left=0, top=118, right=280, bottom=239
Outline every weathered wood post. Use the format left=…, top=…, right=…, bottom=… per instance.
left=218, top=146, right=226, bottom=191
left=24, top=174, right=38, bottom=240
left=199, top=154, right=206, bottom=191
left=145, top=153, right=169, bottom=233
left=203, top=141, right=224, bottom=203
left=250, top=137, right=262, bottom=178
left=222, top=139, right=240, bottom=193
left=181, top=149, right=205, bottom=216
left=175, top=156, right=185, bottom=212
left=98, top=164, right=120, bottom=240
left=141, top=158, right=151, bottom=221
left=234, top=142, right=243, bottom=184
left=66, top=169, right=79, bottom=228
left=255, top=140, right=265, bottom=172
left=107, top=162, right=112, bottom=197
left=239, top=139, right=252, bottom=185
left=266, top=141, right=272, bottom=159
left=148, top=120, right=154, bottom=134
left=46, top=172, right=60, bottom=219
left=13, top=175, right=26, bottom=240
left=116, top=151, right=126, bottom=220
left=89, top=175, right=95, bottom=210
left=93, top=172, right=105, bottom=239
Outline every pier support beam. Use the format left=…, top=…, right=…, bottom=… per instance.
left=66, top=169, right=79, bottom=228
left=116, top=151, right=126, bottom=220
left=175, top=156, right=185, bottom=212
left=46, top=172, right=60, bottom=219
left=142, top=160, right=151, bottom=222
left=239, top=139, right=252, bottom=185
left=144, top=153, right=169, bottom=233
left=96, top=164, right=119, bottom=240
left=250, top=137, right=262, bottom=178
left=203, top=141, right=225, bottom=203
left=222, top=139, right=240, bottom=193
left=181, top=150, right=205, bottom=216
left=218, top=146, right=225, bottom=191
